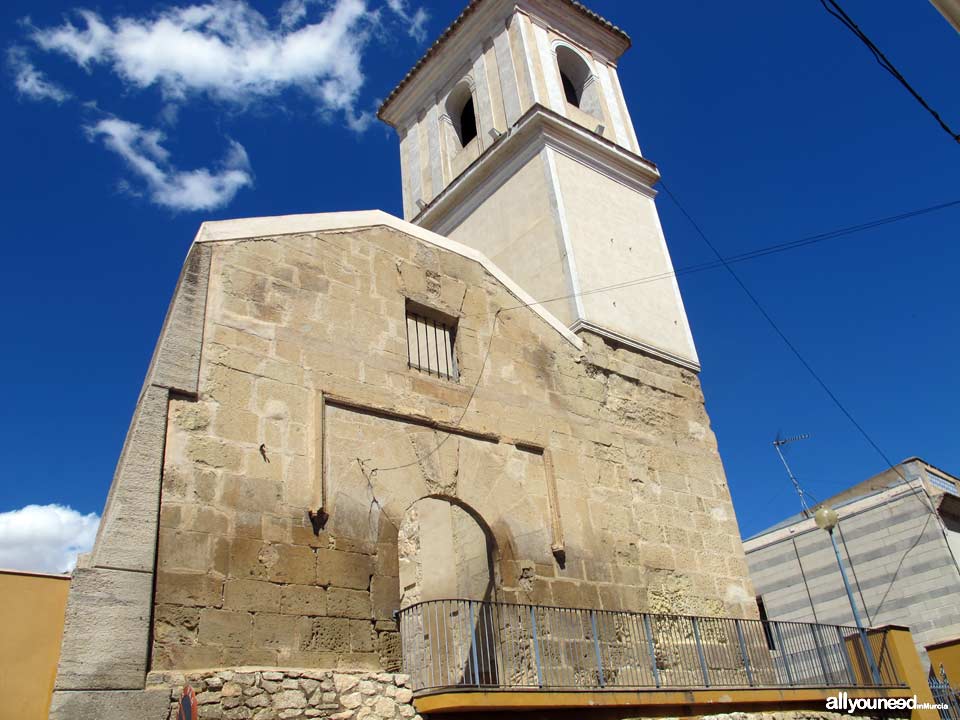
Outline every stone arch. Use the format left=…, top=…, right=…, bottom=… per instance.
left=555, top=44, right=602, bottom=118
left=444, top=79, right=478, bottom=149
left=397, top=494, right=500, bottom=688
left=397, top=494, right=498, bottom=609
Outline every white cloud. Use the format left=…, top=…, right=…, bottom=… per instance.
left=29, top=0, right=385, bottom=129
left=279, top=0, right=316, bottom=29
left=7, top=46, right=71, bottom=103
left=86, top=116, right=253, bottom=210
left=0, top=504, right=99, bottom=574
left=385, top=0, right=428, bottom=43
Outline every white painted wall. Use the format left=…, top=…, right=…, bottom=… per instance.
left=553, top=151, right=698, bottom=365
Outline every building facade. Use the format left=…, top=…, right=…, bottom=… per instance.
left=745, top=458, right=960, bottom=665
left=0, top=569, right=70, bottom=719
left=48, top=2, right=919, bottom=719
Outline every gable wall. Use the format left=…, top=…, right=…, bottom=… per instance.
left=152, top=225, right=755, bottom=672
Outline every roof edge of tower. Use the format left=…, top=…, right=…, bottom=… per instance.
left=378, top=0, right=631, bottom=126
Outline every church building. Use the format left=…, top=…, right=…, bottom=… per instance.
left=48, top=2, right=910, bottom=719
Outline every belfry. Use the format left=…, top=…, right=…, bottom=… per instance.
left=379, top=0, right=698, bottom=369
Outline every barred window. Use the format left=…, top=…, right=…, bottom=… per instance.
left=406, top=302, right=458, bottom=381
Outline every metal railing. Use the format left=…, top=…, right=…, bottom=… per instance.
left=930, top=666, right=960, bottom=720
left=397, top=599, right=903, bottom=693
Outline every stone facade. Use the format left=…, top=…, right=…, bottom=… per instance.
left=152, top=220, right=755, bottom=672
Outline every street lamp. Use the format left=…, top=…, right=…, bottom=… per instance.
left=814, top=505, right=882, bottom=684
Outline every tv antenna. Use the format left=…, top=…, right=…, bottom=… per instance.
left=772, top=433, right=812, bottom=515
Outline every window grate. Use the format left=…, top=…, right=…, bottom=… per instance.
left=406, top=308, right=458, bottom=381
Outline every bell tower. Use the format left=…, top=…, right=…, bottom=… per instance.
left=379, top=0, right=699, bottom=370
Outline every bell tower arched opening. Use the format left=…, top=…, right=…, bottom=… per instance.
left=556, top=45, right=602, bottom=117
left=445, top=82, right=478, bottom=149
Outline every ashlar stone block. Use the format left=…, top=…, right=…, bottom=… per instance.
left=55, top=566, right=154, bottom=690
left=198, top=609, right=253, bottom=648
left=327, top=587, right=372, bottom=619
left=49, top=688, right=170, bottom=720
left=317, top=549, right=373, bottom=590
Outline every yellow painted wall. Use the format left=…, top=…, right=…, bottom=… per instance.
left=927, top=637, right=960, bottom=680
left=0, top=570, right=70, bottom=720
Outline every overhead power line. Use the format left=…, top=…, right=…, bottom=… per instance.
left=379, top=195, right=960, bottom=476
left=365, top=310, right=502, bottom=474
left=661, top=178, right=924, bottom=483
left=660, top=179, right=960, bottom=620
left=467, top=197, right=960, bottom=317
left=818, top=0, right=960, bottom=144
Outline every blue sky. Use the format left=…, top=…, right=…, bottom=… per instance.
left=1, top=0, right=957, bottom=572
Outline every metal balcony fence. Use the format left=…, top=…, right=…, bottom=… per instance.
left=397, top=599, right=902, bottom=694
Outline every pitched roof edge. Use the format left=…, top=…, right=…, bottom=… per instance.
left=193, top=209, right=584, bottom=351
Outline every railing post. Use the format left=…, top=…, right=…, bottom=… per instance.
left=810, top=624, right=831, bottom=685
left=468, top=601, right=481, bottom=687
left=643, top=614, right=661, bottom=688
left=735, top=619, right=754, bottom=687
left=399, top=600, right=905, bottom=696
left=835, top=625, right=857, bottom=685
left=773, top=622, right=795, bottom=686
left=691, top=617, right=710, bottom=687
left=590, top=610, right=606, bottom=688
left=529, top=606, right=544, bottom=688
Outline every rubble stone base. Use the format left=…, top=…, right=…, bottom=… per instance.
left=147, top=668, right=419, bottom=720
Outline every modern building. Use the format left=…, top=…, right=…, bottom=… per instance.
left=745, top=458, right=960, bottom=664
left=48, top=1, right=928, bottom=719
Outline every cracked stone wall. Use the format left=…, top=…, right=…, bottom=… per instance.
left=153, top=224, right=756, bottom=674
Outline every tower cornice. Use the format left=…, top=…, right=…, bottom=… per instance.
left=413, top=104, right=660, bottom=233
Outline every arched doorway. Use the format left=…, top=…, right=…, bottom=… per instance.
left=398, top=496, right=499, bottom=687
left=398, top=496, right=496, bottom=607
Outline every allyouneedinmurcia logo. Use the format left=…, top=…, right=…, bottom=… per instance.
left=826, top=691, right=946, bottom=714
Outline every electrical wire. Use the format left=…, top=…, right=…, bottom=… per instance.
left=818, top=0, right=960, bottom=144
left=871, top=511, right=935, bottom=618
left=662, top=179, right=917, bottom=488
left=367, top=310, right=501, bottom=474
left=464, top=198, right=960, bottom=318
left=660, top=179, right=960, bottom=622
left=363, top=197, right=960, bottom=476
left=836, top=522, right=873, bottom=625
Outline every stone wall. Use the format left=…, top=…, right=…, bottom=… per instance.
left=150, top=669, right=416, bottom=720
left=152, top=222, right=755, bottom=673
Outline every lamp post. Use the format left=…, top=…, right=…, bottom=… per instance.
left=814, top=505, right=882, bottom=684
